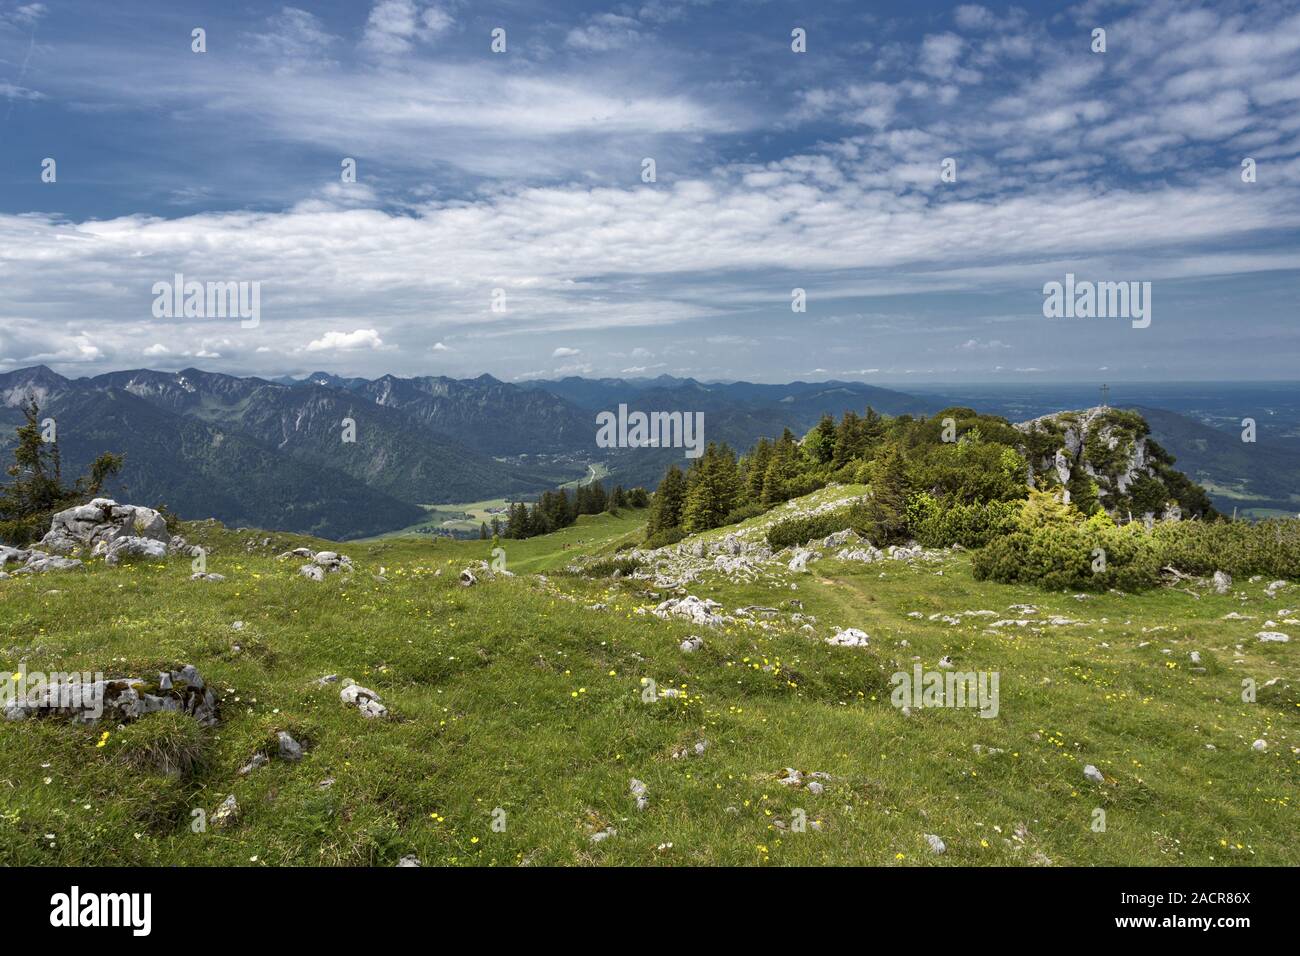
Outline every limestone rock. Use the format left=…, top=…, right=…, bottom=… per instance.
left=340, top=680, right=388, bottom=719
left=105, top=536, right=167, bottom=566
left=826, top=627, right=869, bottom=648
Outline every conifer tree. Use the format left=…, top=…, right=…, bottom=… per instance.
left=682, top=443, right=741, bottom=533
left=648, top=464, right=687, bottom=534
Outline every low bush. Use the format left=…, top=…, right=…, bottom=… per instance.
left=1149, top=518, right=1300, bottom=579
left=570, top=555, right=643, bottom=578
left=906, top=493, right=1020, bottom=548
left=643, top=526, right=687, bottom=550
left=972, top=517, right=1161, bottom=592
left=767, top=501, right=869, bottom=551
left=971, top=491, right=1162, bottom=592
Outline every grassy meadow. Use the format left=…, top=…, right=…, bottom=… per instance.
left=0, top=498, right=1295, bottom=866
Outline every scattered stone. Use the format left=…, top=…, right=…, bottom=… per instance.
left=826, top=627, right=869, bottom=648
left=1212, top=570, right=1232, bottom=595
left=13, top=555, right=83, bottom=575
left=1256, top=631, right=1290, bottom=643
left=629, top=778, right=649, bottom=811
left=806, top=780, right=825, bottom=796
left=277, top=731, right=304, bottom=761
left=777, top=768, right=803, bottom=787
left=340, top=681, right=388, bottom=719
left=924, top=833, right=946, bottom=855
left=459, top=569, right=477, bottom=586
left=397, top=855, right=421, bottom=867
left=938, top=655, right=955, bottom=669
left=238, top=753, right=268, bottom=776
left=1083, top=764, right=1105, bottom=784
left=190, top=572, right=225, bottom=582
left=212, top=794, right=239, bottom=829
left=299, top=564, right=326, bottom=582
left=679, top=636, right=703, bottom=653
left=788, top=550, right=817, bottom=573
left=653, top=595, right=728, bottom=628
left=589, top=827, right=617, bottom=844
left=1252, top=739, right=1268, bottom=752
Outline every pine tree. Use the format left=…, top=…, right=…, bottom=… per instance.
left=863, top=442, right=910, bottom=544
left=761, top=433, right=800, bottom=507
left=682, top=443, right=741, bottom=533
left=608, top=485, right=626, bottom=511
left=807, top=414, right=836, bottom=464
left=479, top=522, right=489, bottom=539
left=743, top=438, right=772, bottom=501
left=648, top=464, right=687, bottom=534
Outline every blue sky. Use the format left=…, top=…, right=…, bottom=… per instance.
left=1, top=0, right=1298, bottom=383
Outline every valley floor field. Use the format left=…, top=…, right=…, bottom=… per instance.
left=0, top=498, right=1295, bottom=866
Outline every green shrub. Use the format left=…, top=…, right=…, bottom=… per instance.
left=972, top=519, right=1161, bottom=592
left=767, top=501, right=869, bottom=551
left=643, top=525, right=687, bottom=549
left=971, top=491, right=1162, bottom=592
left=721, top=501, right=767, bottom=526
left=569, top=555, right=643, bottom=578
left=1149, top=518, right=1300, bottom=579
left=906, top=493, right=1020, bottom=548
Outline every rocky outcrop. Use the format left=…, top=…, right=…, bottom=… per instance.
left=39, top=498, right=170, bottom=556
left=104, top=536, right=168, bottom=566
left=652, top=595, right=729, bottom=628
left=3, top=664, right=217, bottom=726
left=1, top=548, right=84, bottom=575
left=1015, top=406, right=1209, bottom=518
left=279, top=547, right=352, bottom=580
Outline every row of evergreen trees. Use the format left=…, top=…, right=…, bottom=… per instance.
left=644, top=409, right=895, bottom=542
left=490, top=480, right=649, bottom=540
left=644, top=407, right=1026, bottom=544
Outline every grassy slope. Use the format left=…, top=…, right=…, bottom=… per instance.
left=0, top=499, right=1295, bottom=867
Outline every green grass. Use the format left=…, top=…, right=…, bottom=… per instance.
left=0, top=495, right=1294, bottom=866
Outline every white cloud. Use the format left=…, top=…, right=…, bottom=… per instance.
left=246, top=8, right=338, bottom=66
left=551, top=346, right=581, bottom=358
left=0, top=82, right=43, bottom=100
left=566, top=14, right=643, bottom=52
left=2, top=3, right=45, bottom=28
left=306, top=329, right=385, bottom=351
left=954, top=5, right=995, bottom=30
left=143, top=343, right=170, bottom=356
left=361, top=0, right=454, bottom=57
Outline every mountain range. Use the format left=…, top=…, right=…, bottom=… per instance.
left=0, top=365, right=1294, bottom=537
